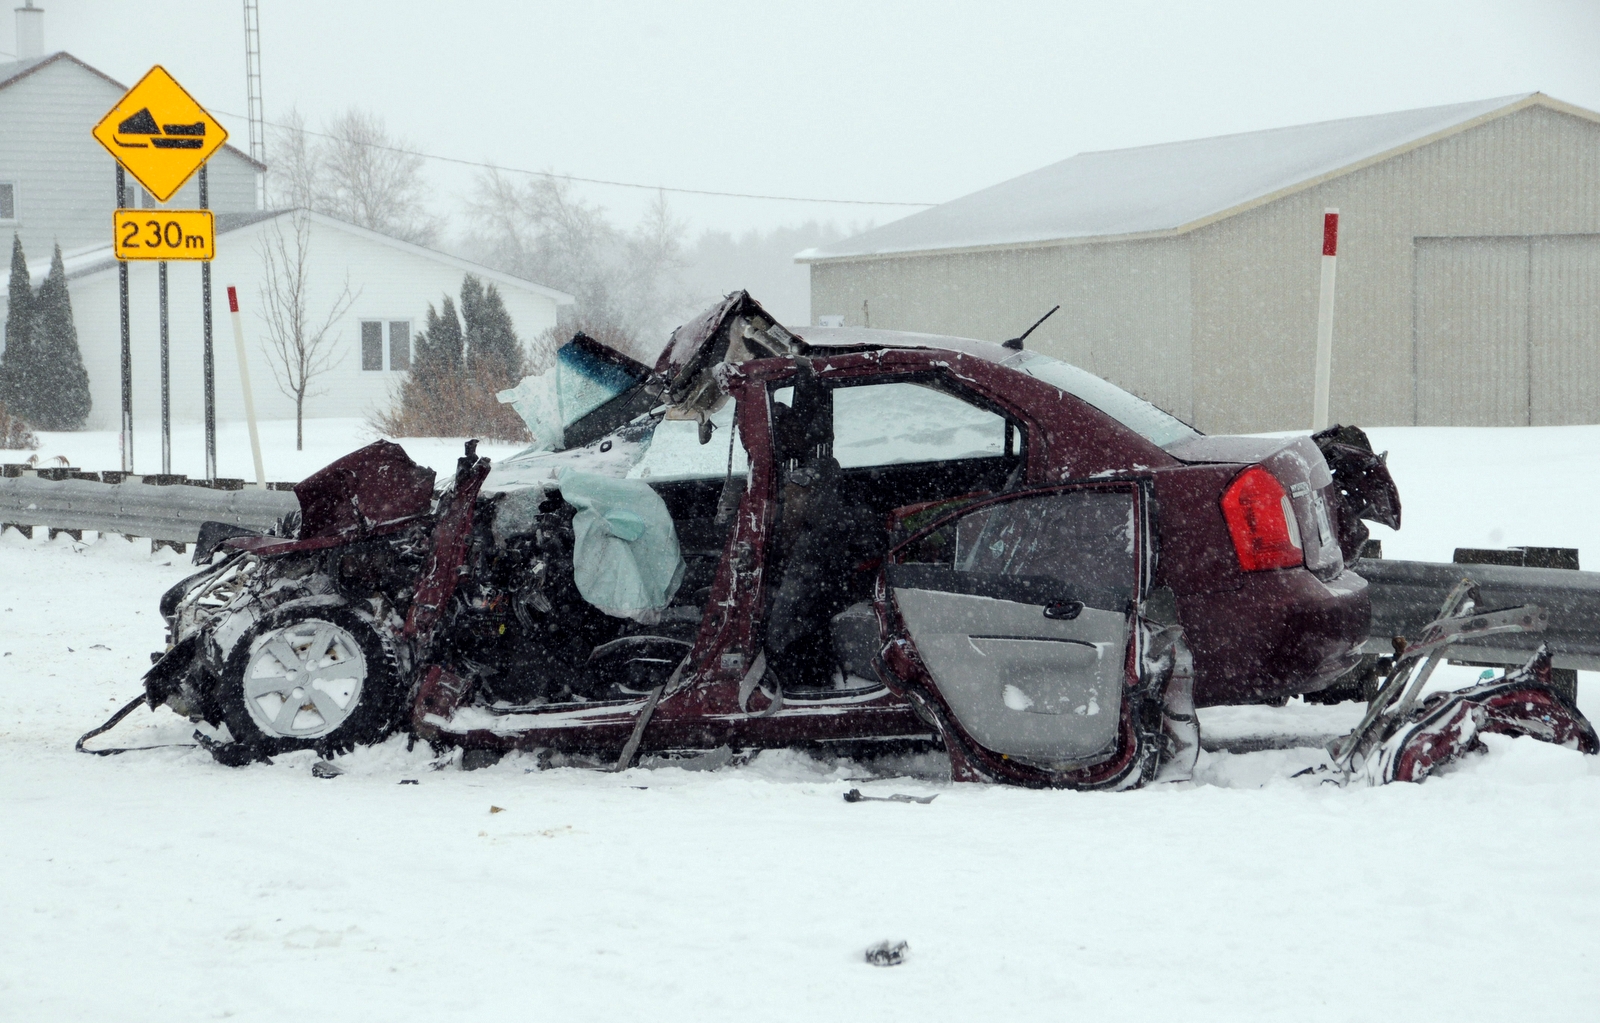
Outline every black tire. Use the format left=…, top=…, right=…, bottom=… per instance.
left=217, top=602, right=404, bottom=759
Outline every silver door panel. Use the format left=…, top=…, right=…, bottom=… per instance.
left=895, top=588, right=1125, bottom=761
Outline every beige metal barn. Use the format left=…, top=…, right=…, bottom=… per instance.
left=800, top=94, right=1600, bottom=434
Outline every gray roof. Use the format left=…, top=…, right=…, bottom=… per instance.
left=801, top=93, right=1595, bottom=262
left=0, top=52, right=267, bottom=172
left=51, top=209, right=575, bottom=305
left=0, top=55, right=52, bottom=86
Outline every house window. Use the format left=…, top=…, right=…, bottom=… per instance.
left=389, top=321, right=411, bottom=371
left=0, top=183, right=15, bottom=222
left=361, top=321, right=384, bottom=371
left=361, top=320, right=412, bottom=371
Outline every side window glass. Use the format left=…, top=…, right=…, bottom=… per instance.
left=900, top=488, right=1137, bottom=609
left=832, top=382, right=1007, bottom=469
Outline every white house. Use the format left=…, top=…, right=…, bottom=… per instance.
left=10, top=208, right=573, bottom=429
left=0, top=7, right=574, bottom=435
left=0, top=32, right=262, bottom=260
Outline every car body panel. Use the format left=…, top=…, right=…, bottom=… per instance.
left=885, top=482, right=1148, bottom=767
left=152, top=294, right=1385, bottom=781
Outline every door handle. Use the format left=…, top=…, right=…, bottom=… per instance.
left=1043, top=599, right=1083, bottom=621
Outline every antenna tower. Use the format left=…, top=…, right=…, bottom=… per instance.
left=243, top=0, right=265, bottom=206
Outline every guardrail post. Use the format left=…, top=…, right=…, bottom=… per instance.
left=1454, top=546, right=1580, bottom=703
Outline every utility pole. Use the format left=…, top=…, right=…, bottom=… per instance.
left=243, top=0, right=266, bottom=207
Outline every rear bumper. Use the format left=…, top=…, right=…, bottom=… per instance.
left=1181, top=568, right=1370, bottom=706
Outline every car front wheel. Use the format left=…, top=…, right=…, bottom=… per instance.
left=218, top=604, right=403, bottom=758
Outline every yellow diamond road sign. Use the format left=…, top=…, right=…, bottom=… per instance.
left=91, top=65, right=228, bottom=203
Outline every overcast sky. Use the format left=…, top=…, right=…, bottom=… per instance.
left=28, top=0, right=1600, bottom=236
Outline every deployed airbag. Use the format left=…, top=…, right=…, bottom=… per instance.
left=559, top=469, right=685, bottom=622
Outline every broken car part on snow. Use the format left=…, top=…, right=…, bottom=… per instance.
left=1322, top=580, right=1597, bottom=783
left=90, top=292, right=1597, bottom=787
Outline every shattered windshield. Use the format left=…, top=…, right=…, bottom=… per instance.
left=558, top=340, right=644, bottom=424
left=1002, top=350, right=1199, bottom=448
left=498, top=335, right=654, bottom=455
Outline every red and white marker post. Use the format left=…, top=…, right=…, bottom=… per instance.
left=226, top=286, right=267, bottom=490
left=1312, top=208, right=1339, bottom=431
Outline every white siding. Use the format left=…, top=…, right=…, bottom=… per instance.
left=56, top=215, right=563, bottom=439
left=809, top=238, right=1195, bottom=423
left=0, top=57, right=259, bottom=262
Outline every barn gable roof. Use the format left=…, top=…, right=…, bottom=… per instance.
left=800, top=93, right=1600, bottom=263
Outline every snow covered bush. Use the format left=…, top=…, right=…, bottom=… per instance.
left=0, top=399, right=38, bottom=450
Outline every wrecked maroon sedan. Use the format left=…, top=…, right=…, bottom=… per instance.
left=142, top=292, right=1409, bottom=787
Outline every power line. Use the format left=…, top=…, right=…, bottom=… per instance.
left=210, top=107, right=938, bottom=208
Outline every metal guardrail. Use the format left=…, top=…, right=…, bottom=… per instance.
left=1357, top=556, right=1600, bottom=671
left=0, top=473, right=298, bottom=545
left=6, top=471, right=1600, bottom=676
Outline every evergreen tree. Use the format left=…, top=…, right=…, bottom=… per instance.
left=0, top=234, right=34, bottom=420
left=372, top=280, right=529, bottom=442
left=459, top=274, right=484, bottom=368
left=30, top=245, right=91, bottom=430
left=411, top=295, right=464, bottom=389
left=462, top=275, right=525, bottom=384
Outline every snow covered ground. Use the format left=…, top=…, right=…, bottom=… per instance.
left=0, top=418, right=529, bottom=483
left=4, top=421, right=1600, bottom=1020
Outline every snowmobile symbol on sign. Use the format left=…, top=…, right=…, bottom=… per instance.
left=91, top=65, right=227, bottom=202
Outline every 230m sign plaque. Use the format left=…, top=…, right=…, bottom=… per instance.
left=113, top=209, right=214, bottom=261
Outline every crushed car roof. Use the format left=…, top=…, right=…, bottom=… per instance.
left=796, top=325, right=1011, bottom=362
left=650, top=291, right=1010, bottom=382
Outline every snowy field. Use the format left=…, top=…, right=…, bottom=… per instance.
left=0, top=417, right=531, bottom=483
left=4, top=420, right=1600, bottom=1020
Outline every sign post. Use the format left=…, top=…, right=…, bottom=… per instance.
left=158, top=259, right=168, bottom=473
left=201, top=166, right=215, bottom=480
left=116, top=166, right=132, bottom=472
left=108, top=207, right=215, bottom=475
left=1312, top=208, right=1339, bottom=432
left=92, top=65, right=228, bottom=477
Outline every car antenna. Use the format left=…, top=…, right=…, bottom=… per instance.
left=1001, top=305, right=1060, bottom=351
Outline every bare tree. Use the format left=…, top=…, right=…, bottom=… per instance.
left=256, top=212, right=359, bottom=450
left=621, top=191, right=694, bottom=337
left=264, top=107, right=439, bottom=245
left=463, top=171, right=693, bottom=361
left=319, top=110, right=439, bottom=244
left=264, top=106, right=322, bottom=210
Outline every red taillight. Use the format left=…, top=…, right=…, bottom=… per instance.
left=1221, top=466, right=1304, bottom=571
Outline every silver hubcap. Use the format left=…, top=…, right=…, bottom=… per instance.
left=242, top=619, right=367, bottom=739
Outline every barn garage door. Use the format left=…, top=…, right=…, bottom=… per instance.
left=1530, top=237, right=1600, bottom=425
left=1415, top=235, right=1600, bottom=426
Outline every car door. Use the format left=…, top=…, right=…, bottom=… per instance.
left=882, top=481, right=1148, bottom=767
